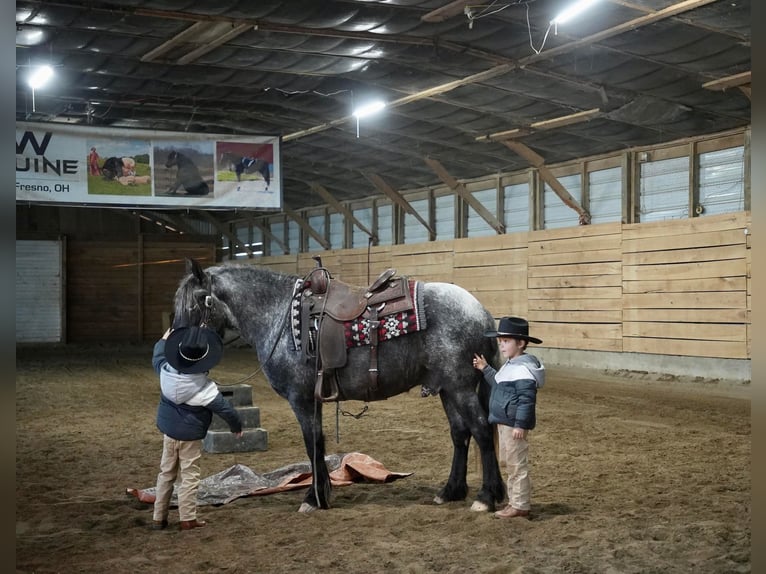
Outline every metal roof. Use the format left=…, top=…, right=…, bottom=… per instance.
left=16, top=0, right=751, bottom=219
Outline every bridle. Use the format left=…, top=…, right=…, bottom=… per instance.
left=190, top=287, right=291, bottom=386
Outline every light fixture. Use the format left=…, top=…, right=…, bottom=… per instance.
left=28, top=64, right=54, bottom=89
left=352, top=100, right=386, bottom=119
left=352, top=99, right=386, bottom=138
left=27, top=64, right=54, bottom=113
left=551, top=0, right=601, bottom=25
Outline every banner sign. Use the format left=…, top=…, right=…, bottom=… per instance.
left=15, top=122, right=282, bottom=210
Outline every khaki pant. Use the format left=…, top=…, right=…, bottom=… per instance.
left=153, top=435, right=202, bottom=522
left=497, top=425, right=531, bottom=511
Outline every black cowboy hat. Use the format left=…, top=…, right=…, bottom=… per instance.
left=165, top=326, right=223, bottom=373
left=483, top=316, right=543, bottom=344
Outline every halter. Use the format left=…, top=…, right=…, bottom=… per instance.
left=187, top=294, right=213, bottom=329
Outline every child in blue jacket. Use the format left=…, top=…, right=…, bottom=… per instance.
left=473, top=316, right=545, bottom=519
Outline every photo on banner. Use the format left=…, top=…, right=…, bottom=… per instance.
left=15, top=121, right=282, bottom=210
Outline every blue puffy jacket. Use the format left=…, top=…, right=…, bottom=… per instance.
left=480, top=353, right=544, bottom=430
left=153, top=339, right=242, bottom=441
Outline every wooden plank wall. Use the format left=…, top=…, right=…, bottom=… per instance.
left=527, top=223, right=623, bottom=352
left=254, top=212, right=751, bottom=361
left=621, top=212, right=750, bottom=359
left=454, top=233, right=529, bottom=318
left=66, top=238, right=216, bottom=342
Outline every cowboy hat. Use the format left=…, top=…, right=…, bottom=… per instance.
left=165, top=326, right=223, bottom=373
left=483, top=316, right=542, bottom=344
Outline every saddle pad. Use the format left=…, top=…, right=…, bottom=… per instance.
left=344, top=280, right=426, bottom=348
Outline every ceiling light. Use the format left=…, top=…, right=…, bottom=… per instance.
left=352, top=100, right=386, bottom=119
left=28, top=65, right=54, bottom=89
left=551, top=0, right=601, bottom=25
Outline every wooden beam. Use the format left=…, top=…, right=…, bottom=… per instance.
left=311, top=183, right=376, bottom=241
left=530, top=108, right=601, bottom=130
left=149, top=212, right=199, bottom=235
left=198, top=211, right=254, bottom=258
left=176, top=23, right=252, bottom=65
left=423, top=157, right=505, bottom=234
left=283, top=205, right=331, bottom=250
left=702, top=71, right=751, bottom=91
left=421, top=0, right=470, bottom=23
left=475, top=109, right=601, bottom=143
left=501, top=140, right=591, bottom=224
left=475, top=128, right=529, bottom=143
left=363, top=172, right=435, bottom=239
left=285, top=0, right=718, bottom=142
left=246, top=217, right=288, bottom=255
left=141, top=21, right=209, bottom=62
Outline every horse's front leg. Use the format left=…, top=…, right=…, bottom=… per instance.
left=292, top=399, right=331, bottom=512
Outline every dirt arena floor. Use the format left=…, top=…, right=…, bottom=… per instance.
left=16, top=343, right=750, bottom=574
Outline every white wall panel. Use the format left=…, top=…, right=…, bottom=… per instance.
left=16, top=240, right=63, bottom=343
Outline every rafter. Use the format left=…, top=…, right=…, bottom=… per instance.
left=423, top=156, right=504, bottom=234
left=284, top=0, right=720, bottom=142
left=311, top=183, right=376, bottom=242
left=197, top=211, right=255, bottom=258
left=501, top=140, right=591, bottom=225
left=283, top=205, right=331, bottom=250
left=363, top=172, right=435, bottom=240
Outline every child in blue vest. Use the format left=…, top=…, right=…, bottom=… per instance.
left=151, top=326, right=242, bottom=531
left=473, top=316, right=545, bottom=519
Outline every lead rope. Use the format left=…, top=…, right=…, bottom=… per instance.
left=217, top=289, right=295, bottom=386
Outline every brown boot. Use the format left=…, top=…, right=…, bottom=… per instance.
left=494, top=505, right=530, bottom=519
left=179, top=519, right=206, bottom=530
left=151, top=519, right=168, bottom=530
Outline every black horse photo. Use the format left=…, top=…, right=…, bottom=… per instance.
left=219, top=151, right=271, bottom=188
left=165, top=150, right=211, bottom=195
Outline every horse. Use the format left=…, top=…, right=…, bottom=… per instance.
left=172, top=259, right=505, bottom=513
left=165, top=150, right=210, bottom=195
left=101, top=156, right=137, bottom=181
left=219, top=152, right=270, bottom=188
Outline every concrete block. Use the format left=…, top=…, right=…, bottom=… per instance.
left=217, top=383, right=253, bottom=406
left=203, top=428, right=268, bottom=453
left=209, top=405, right=261, bottom=431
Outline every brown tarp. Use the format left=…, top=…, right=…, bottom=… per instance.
left=126, top=452, right=412, bottom=507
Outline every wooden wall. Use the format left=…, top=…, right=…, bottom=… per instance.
left=66, top=237, right=217, bottom=342
left=253, top=212, right=751, bottom=361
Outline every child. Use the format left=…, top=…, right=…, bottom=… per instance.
left=151, top=325, right=243, bottom=531
left=473, top=316, right=545, bottom=519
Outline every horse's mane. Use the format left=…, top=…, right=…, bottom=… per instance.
left=207, top=262, right=298, bottom=283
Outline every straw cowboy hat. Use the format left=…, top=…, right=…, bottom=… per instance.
left=483, top=316, right=542, bottom=344
left=165, top=326, right=224, bottom=373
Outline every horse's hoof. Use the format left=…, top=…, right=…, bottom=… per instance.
left=433, top=495, right=445, bottom=505
left=298, top=502, right=317, bottom=514
left=470, top=500, right=490, bottom=512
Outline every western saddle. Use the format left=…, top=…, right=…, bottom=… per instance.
left=299, top=266, right=414, bottom=402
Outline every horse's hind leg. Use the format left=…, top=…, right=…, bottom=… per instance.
left=260, top=164, right=270, bottom=187
left=436, top=391, right=504, bottom=512
left=434, top=394, right=473, bottom=504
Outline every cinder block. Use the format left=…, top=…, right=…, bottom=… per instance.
left=217, top=383, right=253, bottom=407
left=203, top=428, right=268, bottom=453
left=209, top=405, right=261, bottom=431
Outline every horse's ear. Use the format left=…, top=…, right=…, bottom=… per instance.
left=186, top=258, right=207, bottom=283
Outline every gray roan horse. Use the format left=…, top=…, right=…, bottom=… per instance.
left=172, top=259, right=505, bottom=513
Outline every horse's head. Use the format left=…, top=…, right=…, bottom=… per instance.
left=172, top=258, right=237, bottom=340
left=165, top=150, right=179, bottom=168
